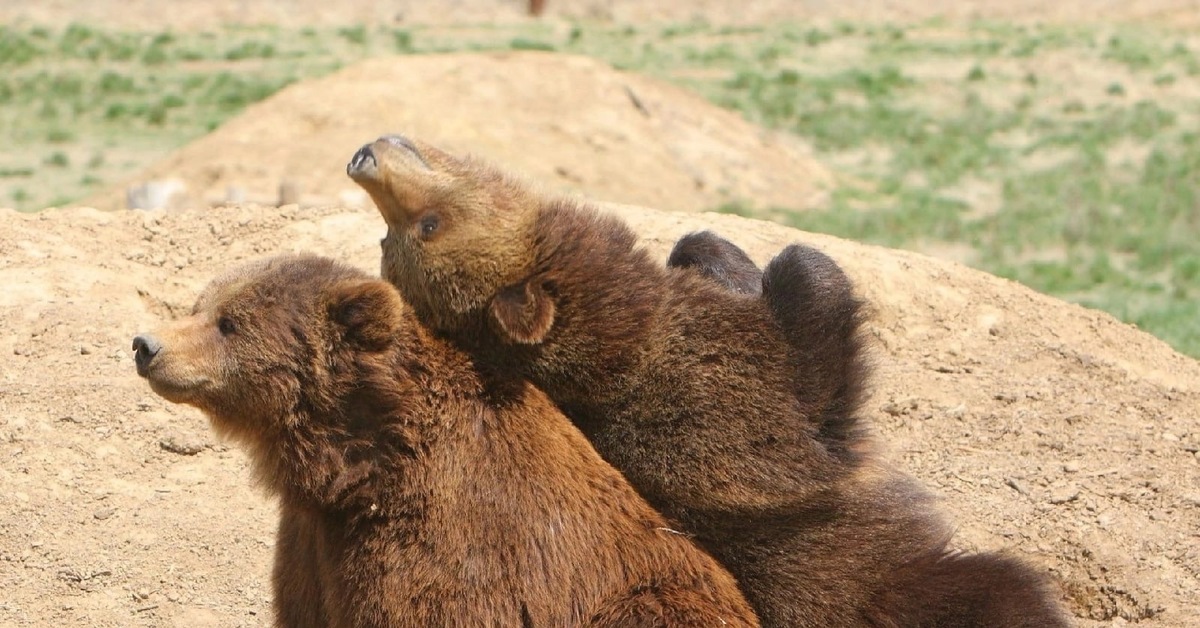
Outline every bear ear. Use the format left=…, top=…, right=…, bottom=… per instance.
left=328, top=280, right=404, bottom=351
left=488, top=280, right=556, bottom=345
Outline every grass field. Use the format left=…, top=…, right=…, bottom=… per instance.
left=2, top=19, right=1197, bottom=357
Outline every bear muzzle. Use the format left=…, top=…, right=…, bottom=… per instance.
left=132, top=334, right=162, bottom=377
left=347, top=144, right=378, bottom=179
left=346, top=134, right=429, bottom=183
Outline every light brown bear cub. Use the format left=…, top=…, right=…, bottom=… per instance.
left=132, top=254, right=758, bottom=628
left=348, top=135, right=1068, bottom=627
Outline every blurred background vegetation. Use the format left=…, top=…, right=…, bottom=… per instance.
left=1, top=19, right=1196, bottom=356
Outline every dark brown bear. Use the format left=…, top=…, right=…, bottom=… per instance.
left=347, top=135, right=1068, bottom=627
left=131, top=254, right=759, bottom=628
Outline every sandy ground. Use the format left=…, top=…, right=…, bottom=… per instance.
left=1, top=201, right=1197, bottom=626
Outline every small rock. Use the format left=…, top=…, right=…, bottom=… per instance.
left=881, top=397, right=917, bottom=417
left=1049, top=487, right=1079, bottom=505
left=137, top=589, right=150, bottom=600
left=943, top=404, right=967, bottom=420
left=1063, top=461, right=1081, bottom=473
left=1005, top=478, right=1029, bottom=496
left=224, top=186, right=247, bottom=205
left=278, top=180, right=302, bottom=206
left=93, top=508, right=116, bottom=520
left=1162, top=432, right=1179, bottom=442
left=79, top=344, right=93, bottom=355
left=127, top=179, right=188, bottom=211
left=166, top=591, right=180, bottom=603
left=159, top=434, right=207, bottom=456
left=993, top=391, right=1018, bottom=403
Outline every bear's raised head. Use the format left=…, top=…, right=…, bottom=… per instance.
left=347, top=134, right=547, bottom=337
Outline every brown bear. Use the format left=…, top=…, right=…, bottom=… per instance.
left=347, top=135, right=1068, bottom=627
left=131, top=254, right=759, bottom=628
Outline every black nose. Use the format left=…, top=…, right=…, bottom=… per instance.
left=347, top=144, right=376, bottom=177
left=132, top=334, right=162, bottom=375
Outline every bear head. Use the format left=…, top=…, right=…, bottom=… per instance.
left=347, top=134, right=556, bottom=343
left=132, top=254, right=405, bottom=453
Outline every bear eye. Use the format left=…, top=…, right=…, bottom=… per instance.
left=418, top=214, right=440, bottom=240
left=217, top=316, right=237, bottom=336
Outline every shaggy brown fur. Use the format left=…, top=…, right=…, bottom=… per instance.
left=667, top=230, right=764, bottom=296
left=347, top=134, right=1068, bottom=627
left=131, top=254, right=759, bottom=628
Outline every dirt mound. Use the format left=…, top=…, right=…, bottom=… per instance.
left=82, top=52, right=830, bottom=214
left=1, top=201, right=1196, bottom=626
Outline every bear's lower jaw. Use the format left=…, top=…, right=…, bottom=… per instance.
left=146, top=374, right=211, bottom=405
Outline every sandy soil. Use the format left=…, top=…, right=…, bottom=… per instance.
left=1, top=199, right=1197, bottom=627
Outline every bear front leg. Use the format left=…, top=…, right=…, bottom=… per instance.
left=272, top=509, right=327, bottom=628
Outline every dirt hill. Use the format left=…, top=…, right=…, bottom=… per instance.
left=82, top=53, right=831, bottom=215
left=0, top=201, right=1196, bottom=626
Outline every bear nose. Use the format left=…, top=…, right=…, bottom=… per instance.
left=347, top=144, right=376, bottom=177
left=132, top=334, right=162, bottom=375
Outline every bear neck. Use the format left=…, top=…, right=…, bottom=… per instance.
left=260, top=322, right=478, bottom=518
left=487, top=201, right=667, bottom=410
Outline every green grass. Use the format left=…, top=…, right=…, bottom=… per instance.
left=699, top=22, right=1200, bottom=357
left=2, top=20, right=1198, bottom=358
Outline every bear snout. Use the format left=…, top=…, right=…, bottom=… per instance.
left=132, top=334, right=162, bottom=376
left=347, top=144, right=377, bottom=179
left=347, top=135, right=431, bottom=183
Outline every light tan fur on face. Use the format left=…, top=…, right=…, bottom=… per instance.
left=141, top=314, right=222, bottom=405
left=138, top=257, right=314, bottom=444
left=138, top=262, right=264, bottom=411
